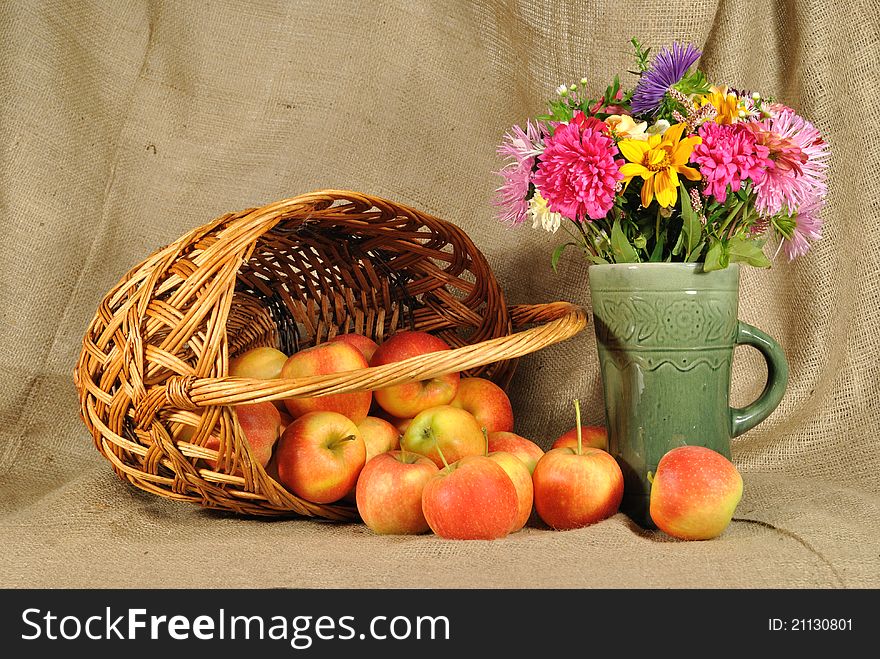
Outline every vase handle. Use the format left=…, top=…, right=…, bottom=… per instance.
left=729, top=321, right=789, bottom=438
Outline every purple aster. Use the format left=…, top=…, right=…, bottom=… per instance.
left=631, top=42, right=702, bottom=117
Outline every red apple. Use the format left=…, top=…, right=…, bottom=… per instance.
left=487, top=451, right=533, bottom=532
left=329, top=332, right=380, bottom=363
left=275, top=411, right=366, bottom=504
left=400, top=405, right=485, bottom=468
left=356, top=451, right=439, bottom=534
left=369, top=331, right=459, bottom=418
left=533, top=402, right=622, bottom=530
left=487, top=431, right=544, bottom=474
left=649, top=446, right=743, bottom=540
left=450, top=377, right=514, bottom=433
left=421, top=456, right=518, bottom=540
left=553, top=425, right=608, bottom=452
left=281, top=341, right=372, bottom=424
left=357, top=416, right=401, bottom=462
left=533, top=446, right=623, bottom=530
left=183, top=402, right=281, bottom=470
left=229, top=346, right=288, bottom=380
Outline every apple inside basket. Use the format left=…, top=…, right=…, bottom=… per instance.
left=74, top=190, right=587, bottom=520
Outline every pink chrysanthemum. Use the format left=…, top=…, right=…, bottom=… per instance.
left=533, top=113, right=624, bottom=221
left=494, top=121, right=544, bottom=226
left=691, top=122, right=771, bottom=202
left=745, top=106, right=829, bottom=217
left=781, top=194, right=823, bottom=261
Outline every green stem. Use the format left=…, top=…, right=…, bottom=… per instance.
left=435, top=440, right=450, bottom=469
left=574, top=399, right=583, bottom=456
left=482, top=428, right=489, bottom=457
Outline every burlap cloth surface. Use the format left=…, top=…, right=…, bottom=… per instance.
left=1, top=0, right=878, bottom=588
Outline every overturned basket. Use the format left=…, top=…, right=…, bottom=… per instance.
left=74, top=190, right=587, bottom=519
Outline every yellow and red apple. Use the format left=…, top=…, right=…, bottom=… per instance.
left=553, top=425, right=608, bottom=451
left=275, top=411, right=366, bottom=504
left=329, top=332, right=380, bottom=364
left=400, top=405, right=485, bottom=468
left=369, top=331, right=459, bottom=418
left=357, top=416, right=401, bottom=463
left=280, top=341, right=372, bottom=424
left=356, top=451, right=438, bottom=535
left=487, top=431, right=544, bottom=474
left=450, top=377, right=514, bottom=433
left=487, top=450, right=533, bottom=533
left=229, top=346, right=288, bottom=380
left=649, top=445, right=743, bottom=540
left=421, top=455, right=519, bottom=540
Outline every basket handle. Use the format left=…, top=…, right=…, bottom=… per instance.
left=162, top=302, right=588, bottom=410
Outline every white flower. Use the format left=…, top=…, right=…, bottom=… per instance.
left=557, top=84, right=569, bottom=96
left=529, top=192, right=562, bottom=233
left=646, top=119, right=671, bottom=136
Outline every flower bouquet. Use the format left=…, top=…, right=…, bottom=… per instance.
left=495, top=39, right=829, bottom=271
left=494, top=40, right=827, bottom=528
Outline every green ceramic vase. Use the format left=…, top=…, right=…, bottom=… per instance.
left=588, top=263, right=789, bottom=528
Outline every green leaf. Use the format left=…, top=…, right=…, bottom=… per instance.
left=611, top=219, right=640, bottom=263
left=703, top=239, right=728, bottom=271
left=685, top=240, right=706, bottom=263
left=649, top=229, right=666, bottom=262
left=671, top=226, right=685, bottom=256
left=680, top=185, right=703, bottom=260
left=584, top=253, right=610, bottom=265
left=728, top=236, right=771, bottom=268
left=551, top=242, right=579, bottom=273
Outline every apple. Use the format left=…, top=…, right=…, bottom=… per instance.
left=649, top=445, right=743, bottom=540
left=275, top=411, right=366, bottom=504
left=229, top=346, right=288, bottom=380
left=329, top=333, right=380, bottom=363
left=181, top=403, right=281, bottom=470
left=553, top=425, right=608, bottom=452
left=281, top=341, right=372, bottom=424
left=533, top=401, right=623, bottom=530
left=487, top=431, right=544, bottom=474
left=369, top=331, right=459, bottom=418
left=449, top=377, right=514, bottom=433
left=356, top=451, right=439, bottom=534
left=357, top=416, right=401, bottom=462
left=421, top=456, right=518, bottom=540
left=400, top=405, right=485, bottom=468
left=229, top=346, right=289, bottom=412
left=487, top=451, right=533, bottom=532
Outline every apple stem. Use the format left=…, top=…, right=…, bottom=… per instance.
left=330, top=434, right=357, bottom=449
left=435, top=440, right=450, bottom=470
left=647, top=470, right=655, bottom=485
left=574, top=399, right=583, bottom=456
left=426, top=426, right=450, bottom=469
left=482, top=427, right=489, bottom=457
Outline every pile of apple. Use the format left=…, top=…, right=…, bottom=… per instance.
left=210, top=330, right=743, bottom=541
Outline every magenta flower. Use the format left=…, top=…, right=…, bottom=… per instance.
left=691, top=122, right=771, bottom=202
left=533, top=117, right=624, bottom=221
left=494, top=121, right=544, bottom=226
left=746, top=106, right=829, bottom=217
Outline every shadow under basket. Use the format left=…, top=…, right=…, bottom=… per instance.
left=74, top=190, right=588, bottom=519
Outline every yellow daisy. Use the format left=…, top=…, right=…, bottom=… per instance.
left=618, top=123, right=702, bottom=208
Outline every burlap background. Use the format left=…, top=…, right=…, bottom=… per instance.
left=2, top=0, right=878, bottom=588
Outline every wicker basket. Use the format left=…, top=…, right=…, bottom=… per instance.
left=74, top=190, right=588, bottom=519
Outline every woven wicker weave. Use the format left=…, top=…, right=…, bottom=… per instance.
left=74, top=190, right=588, bottom=518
